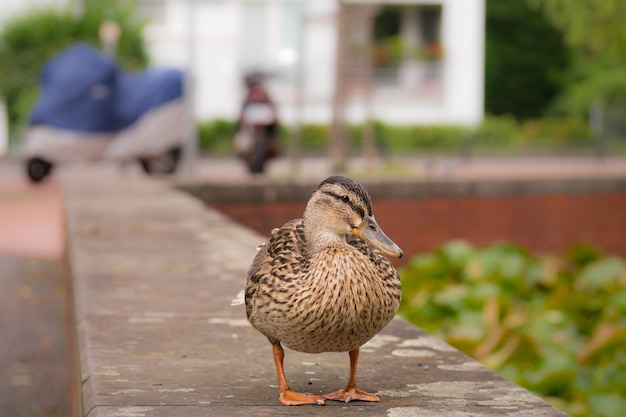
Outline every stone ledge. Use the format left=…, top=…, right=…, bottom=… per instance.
left=63, top=178, right=569, bottom=416
left=178, top=176, right=626, bottom=205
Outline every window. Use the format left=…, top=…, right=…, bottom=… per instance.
left=373, top=5, right=443, bottom=98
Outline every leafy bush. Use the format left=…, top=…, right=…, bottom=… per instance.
left=0, top=0, right=148, bottom=140
left=197, top=118, right=237, bottom=155
left=485, top=0, right=570, bottom=119
left=196, top=115, right=600, bottom=156
left=399, top=241, right=626, bottom=417
left=519, top=117, right=592, bottom=146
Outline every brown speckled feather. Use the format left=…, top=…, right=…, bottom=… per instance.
left=245, top=218, right=401, bottom=354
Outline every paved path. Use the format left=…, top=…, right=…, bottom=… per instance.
left=0, top=174, right=69, bottom=416
left=0, top=254, right=71, bottom=417
left=64, top=178, right=568, bottom=416
left=7, top=154, right=626, bottom=186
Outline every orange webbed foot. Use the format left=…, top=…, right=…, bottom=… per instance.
left=279, top=389, right=326, bottom=406
left=324, top=386, right=379, bottom=403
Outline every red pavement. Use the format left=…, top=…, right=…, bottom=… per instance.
left=0, top=173, right=70, bottom=416
left=0, top=180, right=64, bottom=259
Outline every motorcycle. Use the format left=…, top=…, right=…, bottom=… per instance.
left=234, top=73, right=279, bottom=173
left=22, top=43, right=186, bottom=182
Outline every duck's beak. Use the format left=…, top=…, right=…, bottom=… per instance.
left=352, top=215, right=404, bottom=259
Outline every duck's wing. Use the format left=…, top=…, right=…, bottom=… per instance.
left=244, top=219, right=306, bottom=317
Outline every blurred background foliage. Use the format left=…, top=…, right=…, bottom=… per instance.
left=2, top=0, right=626, bottom=154
left=0, top=0, right=148, bottom=140
left=199, top=0, right=626, bottom=156
left=198, top=116, right=601, bottom=156
left=399, top=242, right=626, bottom=417
left=484, top=0, right=570, bottom=120
left=528, top=0, right=626, bottom=116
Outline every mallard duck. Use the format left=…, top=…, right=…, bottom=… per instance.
left=244, top=175, right=403, bottom=406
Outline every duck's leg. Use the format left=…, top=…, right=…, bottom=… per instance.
left=272, top=342, right=325, bottom=406
left=324, top=348, right=379, bottom=403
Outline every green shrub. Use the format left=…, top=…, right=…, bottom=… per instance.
left=195, top=115, right=598, bottom=156
left=400, top=241, right=626, bottom=417
left=299, top=124, right=330, bottom=149
left=519, top=117, right=592, bottom=145
left=0, top=0, right=148, bottom=140
left=375, top=122, right=468, bottom=153
left=473, top=114, right=520, bottom=145
left=197, top=118, right=236, bottom=155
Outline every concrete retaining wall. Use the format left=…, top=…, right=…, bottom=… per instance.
left=64, top=178, right=569, bottom=416
left=181, top=177, right=626, bottom=259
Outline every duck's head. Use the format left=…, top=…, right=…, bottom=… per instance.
left=303, top=176, right=404, bottom=259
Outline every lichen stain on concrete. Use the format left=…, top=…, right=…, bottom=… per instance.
left=480, top=391, right=546, bottom=407
left=128, top=311, right=177, bottom=324
left=438, top=361, right=488, bottom=372
left=113, top=406, right=154, bottom=417
left=376, top=389, right=414, bottom=398
left=110, top=389, right=146, bottom=395
left=406, top=380, right=546, bottom=409
left=95, top=370, right=120, bottom=377
left=128, top=317, right=165, bottom=324
left=361, top=334, right=402, bottom=352
left=387, top=408, right=489, bottom=417
left=391, top=349, right=435, bottom=358
left=157, top=387, right=195, bottom=393
left=397, top=337, right=456, bottom=352
left=208, top=317, right=251, bottom=327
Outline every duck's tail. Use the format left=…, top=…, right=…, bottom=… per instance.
left=230, top=290, right=245, bottom=306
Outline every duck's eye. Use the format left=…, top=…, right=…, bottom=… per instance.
left=340, top=195, right=350, bottom=203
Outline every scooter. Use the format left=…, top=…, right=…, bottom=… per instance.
left=22, top=43, right=187, bottom=182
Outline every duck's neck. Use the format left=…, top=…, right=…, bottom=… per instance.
left=303, top=215, right=349, bottom=254
left=307, top=229, right=348, bottom=254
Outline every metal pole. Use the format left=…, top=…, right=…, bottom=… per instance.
left=182, top=0, right=198, bottom=177
left=361, top=7, right=377, bottom=169
left=590, top=102, right=605, bottom=160
left=290, top=9, right=305, bottom=174
left=330, top=0, right=347, bottom=173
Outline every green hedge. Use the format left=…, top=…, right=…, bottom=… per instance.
left=399, top=242, right=626, bottom=417
left=197, top=115, right=595, bottom=155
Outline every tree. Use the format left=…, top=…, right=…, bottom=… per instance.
left=484, top=0, right=570, bottom=120
left=528, top=0, right=626, bottom=116
left=0, top=0, right=148, bottom=140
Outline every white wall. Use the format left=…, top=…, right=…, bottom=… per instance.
left=143, top=0, right=241, bottom=120
left=1, top=0, right=484, bottom=127
left=342, top=0, right=485, bottom=126
left=0, top=0, right=66, bottom=25
left=441, top=0, right=484, bottom=125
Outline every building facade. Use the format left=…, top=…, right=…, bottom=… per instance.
left=1, top=0, right=484, bottom=127
left=137, top=0, right=484, bottom=126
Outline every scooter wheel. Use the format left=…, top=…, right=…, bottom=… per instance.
left=26, top=158, right=53, bottom=183
left=139, top=147, right=181, bottom=175
left=247, top=132, right=266, bottom=173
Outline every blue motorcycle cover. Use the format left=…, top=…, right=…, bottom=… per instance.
left=29, top=43, right=183, bottom=134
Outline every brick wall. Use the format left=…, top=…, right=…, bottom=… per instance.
left=212, top=191, right=626, bottom=262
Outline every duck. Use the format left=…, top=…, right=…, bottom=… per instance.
left=244, top=175, right=404, bottom=406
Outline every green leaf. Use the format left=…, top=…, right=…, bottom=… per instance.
left=587, top=393, right=626, bottom=417
left=440, top=240, right=473, bottom=269
left=576, top=257, right=626, bottom=292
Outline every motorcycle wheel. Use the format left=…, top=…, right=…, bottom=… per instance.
left=247, top=131, right=266, bottom=173
left=26, top=158, right=54, bottom=183
left=139, top=147, right=181, bottom=175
